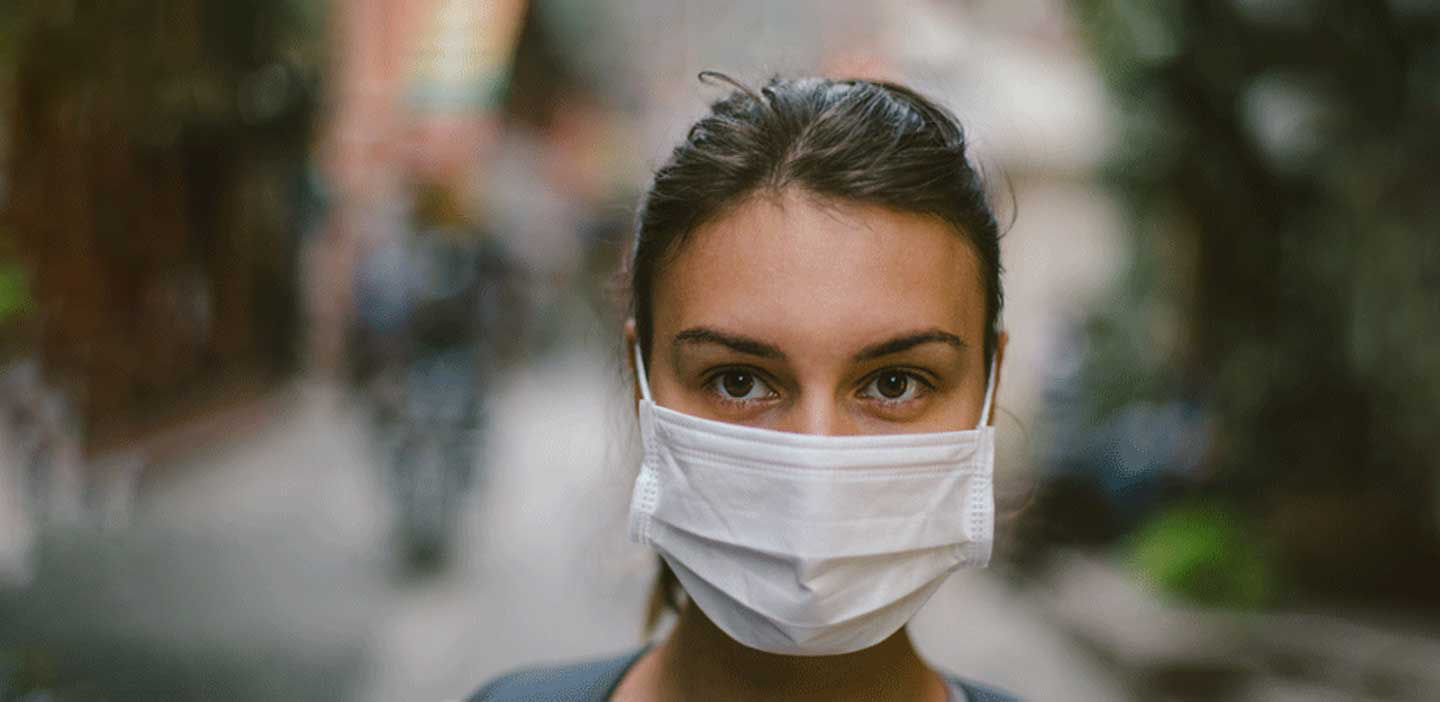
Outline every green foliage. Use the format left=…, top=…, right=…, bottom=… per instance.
left=1129, top=502, right=1274, bottom=608
left=1066, top=1, right=1440, bottom=602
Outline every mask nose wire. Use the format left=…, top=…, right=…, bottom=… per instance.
left=633, top=343, right=654, bottom=402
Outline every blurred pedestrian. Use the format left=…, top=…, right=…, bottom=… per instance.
left=350, top=179, right=519, bottom=572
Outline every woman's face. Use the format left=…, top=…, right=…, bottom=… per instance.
left=639, top=189, right=1000, bottom=435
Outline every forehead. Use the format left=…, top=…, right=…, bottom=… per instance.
left=651, top=190, right=986, bottom=352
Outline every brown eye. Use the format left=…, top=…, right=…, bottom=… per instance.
left=721, top=371, right=755, bottom=398
left=706, top=368, right=776, bottom=405
left=876, top=372, right=909, bottom=399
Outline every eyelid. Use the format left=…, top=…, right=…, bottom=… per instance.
left=857, top=366, right=938, bottom=392
left=702, top=363, right=777, bottom=383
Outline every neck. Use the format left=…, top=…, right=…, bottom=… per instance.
left=630, top=604, right=945, bottom=702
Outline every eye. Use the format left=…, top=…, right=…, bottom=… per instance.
left=706, top=368, right=776, bottom=403
left=876, top=371, right=910, bottom=399
left=859, top=369, right=932, bottom=404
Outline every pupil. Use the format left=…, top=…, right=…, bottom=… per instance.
left=723, top=372, right=754, bottom=398
left=878, top=373, right=908, bottom=399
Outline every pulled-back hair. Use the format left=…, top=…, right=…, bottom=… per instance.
left=626, top=73, right=1006, bottom=628
left=629, top=73, right=1004, bottom=365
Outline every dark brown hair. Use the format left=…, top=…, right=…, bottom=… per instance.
left=630, top=73, right=1004, bottom=362
left=627, top=73, right=1006, bottom=627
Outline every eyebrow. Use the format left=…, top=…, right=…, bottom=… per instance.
left=673, top=327, right=786, bottom=359
left=670, top=326, right=967, bottom=362
left=852, top=329, right=968, bottom=362
left=673, top=327, right=789, bottom=359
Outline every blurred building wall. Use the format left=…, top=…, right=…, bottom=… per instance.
left=3, top=3, right=322, bottom=459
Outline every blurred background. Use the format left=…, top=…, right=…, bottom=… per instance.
left=1, top=1, right=1438, bottom=700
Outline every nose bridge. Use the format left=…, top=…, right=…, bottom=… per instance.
left=790, top=387, right=856, bottom=437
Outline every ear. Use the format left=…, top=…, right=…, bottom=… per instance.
left=625, top=318, right=642, bottom=406
left=989, top=329, right=1009, bottom=428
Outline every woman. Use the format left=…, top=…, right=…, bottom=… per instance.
left=471, top=74, right=1017, bottom=702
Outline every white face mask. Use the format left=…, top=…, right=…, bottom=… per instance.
left=628, top=343, right=997, bottom=656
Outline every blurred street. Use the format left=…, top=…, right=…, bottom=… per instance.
left=6, top=2, right=1440, bottom=700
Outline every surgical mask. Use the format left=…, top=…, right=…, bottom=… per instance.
left=627, top=344, right=997, bottom=656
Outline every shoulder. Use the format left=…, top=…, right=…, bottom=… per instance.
left=948, top=674, right=1021, bottom=702
left=467, top=648, right=648, bottom=702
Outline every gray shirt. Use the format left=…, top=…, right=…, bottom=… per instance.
left=468, top=648, right=1019, bottom=702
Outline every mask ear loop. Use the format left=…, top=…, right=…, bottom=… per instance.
left=633, top=343, right=654, bottom=402
left=976, top=317, right=1004, bottom=429
left=978, top=354, right=998, bottom=429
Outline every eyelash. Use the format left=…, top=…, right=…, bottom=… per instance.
left=702, top=367, right=937, bottom=407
